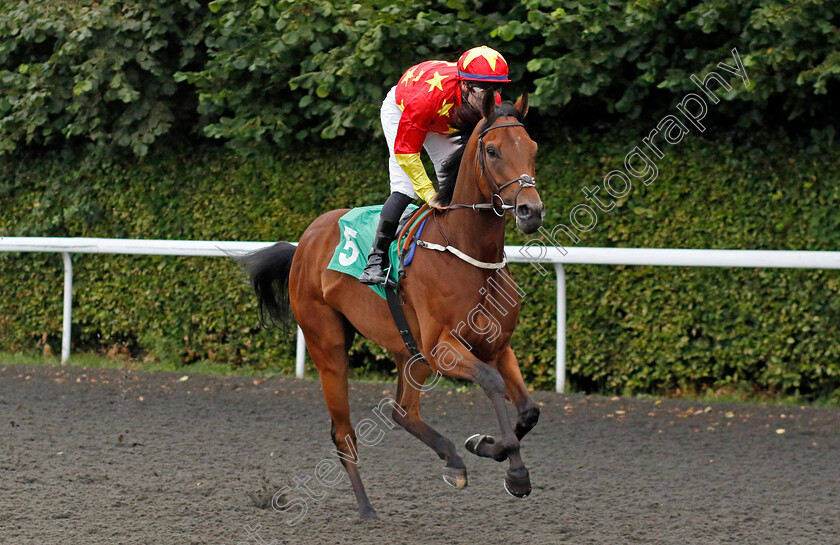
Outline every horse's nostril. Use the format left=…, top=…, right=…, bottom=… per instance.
left=516, top=205, right=532, bottom=218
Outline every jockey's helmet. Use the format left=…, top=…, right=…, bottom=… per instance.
left=457, top=46, right=511, bottom=83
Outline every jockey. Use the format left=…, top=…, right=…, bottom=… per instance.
left=360, top=45, right=511, bottom=286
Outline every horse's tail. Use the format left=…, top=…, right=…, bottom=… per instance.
left=237, top=242, right=297, bottom=332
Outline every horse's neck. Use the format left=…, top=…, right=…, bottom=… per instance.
left=439, top=211, right=506, bottom=263
left=438, top=156, right=507, bottom=263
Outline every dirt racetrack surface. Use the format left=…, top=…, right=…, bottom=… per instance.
left=1, top=364, right=838, bottom=545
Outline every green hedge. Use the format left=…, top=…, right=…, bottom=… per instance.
left=2, top=1, right=838, bottom=156
left=0, top=0, right=209, bottom=157
left=179, top=0, right=840, bottom=145
left=515, top=133, right=840, bottom=398
left=495, top=0, right=840, bottom=125
left=0, top=142, right=387, bottom=374
left=2, top=128, right=839, bottom=399
left=3, top=1, right=838, bottom=401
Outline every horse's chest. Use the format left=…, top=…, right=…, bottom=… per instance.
left=441, top=286, right=520, bottom=358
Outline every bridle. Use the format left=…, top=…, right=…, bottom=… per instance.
left=416, top=115, right=539, bottom=271
left=444, top=120, right=537, bottom=217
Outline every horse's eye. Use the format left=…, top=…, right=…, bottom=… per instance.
left=486, top=147, right=497, bottom=158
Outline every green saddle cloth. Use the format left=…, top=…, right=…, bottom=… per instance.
left=327, top=204, right=418, bottom=299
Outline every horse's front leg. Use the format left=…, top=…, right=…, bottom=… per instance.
left=436, top=336, right=532, bottom=498
left=496, top=346, right=541, bottom=441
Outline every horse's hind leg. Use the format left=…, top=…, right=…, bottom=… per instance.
left=392, top=354, right=468, bottom=489
left=300, top=304, right=378, bottom=520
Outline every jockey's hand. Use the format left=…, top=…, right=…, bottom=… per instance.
left=428, top=193, right=447, bottom=210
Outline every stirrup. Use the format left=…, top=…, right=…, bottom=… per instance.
left=360, top=266, right=397, bottom=289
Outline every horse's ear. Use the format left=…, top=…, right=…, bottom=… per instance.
left=481, top=87, right=497, bottom=118
left=515, top=91, right=529, bottom=119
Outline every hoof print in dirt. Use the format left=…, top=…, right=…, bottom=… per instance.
left=248, top=479, right=278, bottom=510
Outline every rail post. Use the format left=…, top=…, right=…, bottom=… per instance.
left=555, top=263, right=566, bottom=393
left=61, top=252, right=72, bottom=365
left=295, top=326, right=306, bottom=378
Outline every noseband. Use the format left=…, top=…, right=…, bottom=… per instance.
left=445, top=120, right=537, bottom=216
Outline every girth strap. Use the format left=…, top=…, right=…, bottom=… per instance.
left=385, top=287, right=429, bottom=365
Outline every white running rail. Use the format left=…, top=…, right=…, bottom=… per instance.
left=2, top=237, right=840, bottom=392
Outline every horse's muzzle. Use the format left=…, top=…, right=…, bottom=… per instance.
left=515, top=202, right=545, bottom=234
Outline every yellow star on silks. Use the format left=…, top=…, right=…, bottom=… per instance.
left=412, top=69, right=426, bottom=82
left=425, top=71, right=447, bottom=93
left=445, top=126, right=459, bottom=134
left=437, top=98, right=454, bottom=117
left=400, top=67, right=416, bottom=86
left=461, top=46, right=501, bottom=71
left=398, top=100, right=405, bottom=112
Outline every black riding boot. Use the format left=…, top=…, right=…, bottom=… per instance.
left=359, top=218, right=398, bottom=286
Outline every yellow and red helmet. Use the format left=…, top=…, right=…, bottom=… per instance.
left=457, top=46, right=511, bottom=83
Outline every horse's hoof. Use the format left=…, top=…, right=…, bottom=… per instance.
left=464, top=433, right=495, bottom=455
left=442, top=466, right=468, bottom=489
left=503, top=468, right=531, bottom=498
left=359, top=508, right=379, bottom=520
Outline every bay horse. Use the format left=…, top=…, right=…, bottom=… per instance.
left=241, top=90, right=544, bottom=520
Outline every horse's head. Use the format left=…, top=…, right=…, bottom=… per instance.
left=473, top=90, right=544, bottom=234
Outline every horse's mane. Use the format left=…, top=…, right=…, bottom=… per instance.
left=436, top=100, right=523, bottom=206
